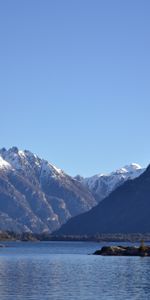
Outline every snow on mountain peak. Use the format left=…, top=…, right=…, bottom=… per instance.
left=124, top=163, right=142, bottom=171
left=79, top=163, right=145, bottom=203
left=40, top=160, right=64, bottom=178
left=0, top=147, right=64, bottom=179
left=0, top=156, right=11, bottom=170
left=113, top=163, right=142, bottom=175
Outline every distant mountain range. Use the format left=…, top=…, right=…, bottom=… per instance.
left=0, top=146, right=146, bottom=234
left=75, top=163, right=144, bottom=202
left=57, top=165, right=150, bottom=235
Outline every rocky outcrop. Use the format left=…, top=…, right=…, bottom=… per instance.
left=94, top=245, right=150, bottom=256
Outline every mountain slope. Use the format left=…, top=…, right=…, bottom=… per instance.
left=0, top=147, right=96, bottom=233
left=76, top=163, right=144, bottom=203
left=56, top=165, right=150, bottom=235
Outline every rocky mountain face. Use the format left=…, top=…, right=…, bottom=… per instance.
left=0, top=147, right=96, bottom=233
left=56, top=165, right=150, bottom=235
left=0, top=147, right=146, bottom=235
left=75, top=163, right=144, bottom=203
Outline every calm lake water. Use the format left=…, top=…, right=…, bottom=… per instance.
left=0, top=241, right=150, bottom=300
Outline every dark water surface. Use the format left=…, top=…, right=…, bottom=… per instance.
left=0, top=241, right=150, bottom=300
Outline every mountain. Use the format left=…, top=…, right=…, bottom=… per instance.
left=56, top=165, right=150, bottom=235
left=75, top=163, right=144, bottom=203
left=0, top=147, right=96, bottom=233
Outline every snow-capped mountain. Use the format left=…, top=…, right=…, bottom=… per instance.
left=57, top=165, right=150, bottom=236
left=0, top=147, right=146, bottom=234
left=0, top=147, right=96, bottom=233
left=75, top=163, right=145, bottom=203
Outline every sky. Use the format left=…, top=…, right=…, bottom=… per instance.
left=0, top=0, right=150, bottom=177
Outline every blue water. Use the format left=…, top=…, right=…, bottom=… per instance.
left=0, top=241, right=150, bottom=300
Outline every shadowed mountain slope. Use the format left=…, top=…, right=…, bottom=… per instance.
left=56, top=165, right=150, bottom=235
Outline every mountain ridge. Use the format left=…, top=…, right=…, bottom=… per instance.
left=75, top=163, right=144, bottom=202
left=0, top=147, right=96, bottom=233
left=0, top=146, right=146, bottom=234
left=56, top=164, right=150, bottom=235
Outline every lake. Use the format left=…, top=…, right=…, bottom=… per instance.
left=0, top=241, right=150, bottom=300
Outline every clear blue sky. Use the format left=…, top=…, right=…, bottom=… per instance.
left=0, top=0, right=150, bottom=176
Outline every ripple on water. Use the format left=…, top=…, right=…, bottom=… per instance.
left=0, top=242, right=150, bottom=300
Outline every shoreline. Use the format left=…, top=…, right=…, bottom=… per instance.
left=1, top=232, right=150, bottom=242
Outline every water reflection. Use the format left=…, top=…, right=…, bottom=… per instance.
left=0, top=243, right=150, bottom=299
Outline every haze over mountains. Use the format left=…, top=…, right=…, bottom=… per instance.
left=0, top=147, right=146, bottom=234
